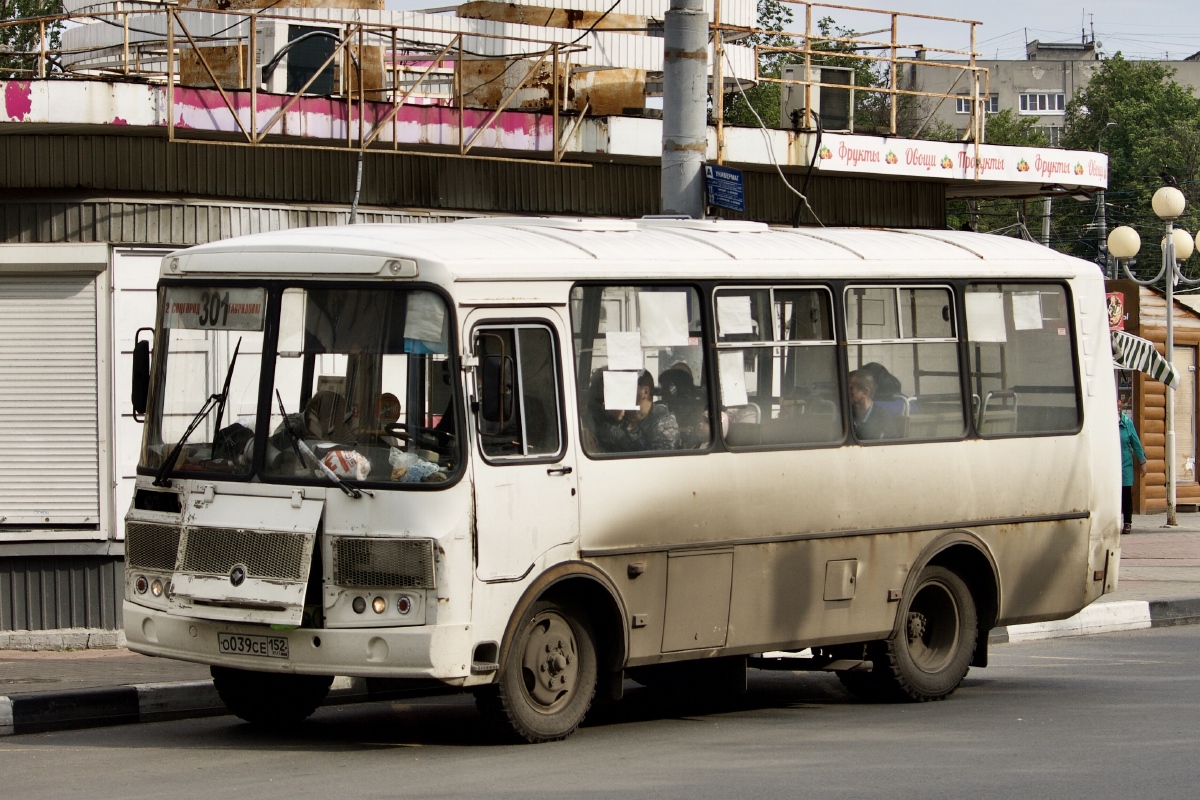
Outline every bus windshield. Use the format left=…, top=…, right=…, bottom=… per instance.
left=139, top=284, right=460, bottom=486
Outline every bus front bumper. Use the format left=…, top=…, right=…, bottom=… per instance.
left=123, top=602, right=473, bottom=683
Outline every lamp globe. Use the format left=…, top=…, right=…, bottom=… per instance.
left=1153, top=186, right=1187, bottom=220
left=1169, top=229, right=1195, bottom=261
left=1108, top=225, right=1141, bottom=259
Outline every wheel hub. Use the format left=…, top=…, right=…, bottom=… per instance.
left=521, top=615, right=579, bottom=710
left=907, top=611, right=928, bottom=643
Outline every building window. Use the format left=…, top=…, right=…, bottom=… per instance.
left=956, top=94, right=999, bottom=114
left=1034, top=126, right=1063, bottom=146
left=1019, top=92, right=1065, bottom=114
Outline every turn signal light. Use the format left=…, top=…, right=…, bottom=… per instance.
left=135, top=575, right=149, bottom=594
left=396, top=596, right=412, bottom=615
left=372, top=597, right=387, bottom=614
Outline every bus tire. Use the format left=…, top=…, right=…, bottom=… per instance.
left=210, top=666, right=333, bottom=727
left=878, top=565, right=977, bottom=701
left=475, top=599, right=597, bottom=743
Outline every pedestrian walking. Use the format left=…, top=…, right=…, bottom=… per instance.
left=1119, top=395, right=1147, bottom=535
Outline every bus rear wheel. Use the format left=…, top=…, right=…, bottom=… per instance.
left=877, top=565, right=977, bottom=701
left=211, top=666, right=333, bottom=727
left=475, top=600, right=597, bottom=743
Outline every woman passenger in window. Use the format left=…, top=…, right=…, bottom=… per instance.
left=659, top=363, right=708, bottom=449
left=849, top=369, right=899, bottom=441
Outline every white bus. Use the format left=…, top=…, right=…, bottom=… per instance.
left=123, top=217, right=1120, bottom=742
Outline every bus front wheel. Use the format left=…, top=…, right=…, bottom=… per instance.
left=879, top=565, right=977, bottom=701
left=475, top=600, right=598, bottom=743
left=211, top=666, right=333, bottom=727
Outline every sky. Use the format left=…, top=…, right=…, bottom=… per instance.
left=382, top=1, right=1200, bottom=62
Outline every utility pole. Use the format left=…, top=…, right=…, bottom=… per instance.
left=660, top=0, right=708, bottom=218
left=1097, top=121, right=1117, bottom=276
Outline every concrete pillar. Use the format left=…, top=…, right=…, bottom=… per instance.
left=660, top=0, right=708, bottom=219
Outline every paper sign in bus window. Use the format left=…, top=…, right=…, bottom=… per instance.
left=718, top=350, right=749, bottom=407
left=965, top=292, right=1007, bottom=343
left=638, top=292, right=690, bottom=346
left=603, top=370, right=641, bottom=411
left=1012, top=292, right=1044, bottom=330
left=717, top=295, right=755, bottom=336
left=605, top=331, right=643, bottom=371
left=404, top=291, right=447, bottom=343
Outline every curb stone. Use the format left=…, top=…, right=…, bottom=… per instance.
left=0, top=629, right=127, bottom=651
left=988, top=596, right=1200, bottom=643
left=0, top=675, right=446, bottom=736
left=5, top=598, right=1200, bottom=736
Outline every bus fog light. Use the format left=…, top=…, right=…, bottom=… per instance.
left=150, top=579, right=164, bottom=597
left=135, top=575, right=149, bottom=594
left=352, top=596, right=366, bottom=614
left=396, top=595, right=412, bottom=615
left=372, top=597, right=387, bottom=614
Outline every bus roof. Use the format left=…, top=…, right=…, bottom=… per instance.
left=168, top=217, right=1088, bottom=282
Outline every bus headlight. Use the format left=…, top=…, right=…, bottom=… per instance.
left=372, top=597, right=387, bottom=614
left=150, top=579, right=164, bottom=597
left=352, top=596, right=366, bottom=614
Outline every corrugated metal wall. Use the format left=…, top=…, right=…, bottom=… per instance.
left=0, top=556, right=122, bottom=631
left=0, top=198, right=465, bottom=246
left=0, top=135, right=945, bottom=232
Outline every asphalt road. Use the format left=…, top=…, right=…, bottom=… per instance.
left=3, top=626, right=1199, bottom=800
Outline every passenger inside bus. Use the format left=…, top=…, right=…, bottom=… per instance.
left=583, top=369, right=680, bottom=453
left=658, top=363, right=709, bottom=449
left=849, top=369, right=899, bottom=440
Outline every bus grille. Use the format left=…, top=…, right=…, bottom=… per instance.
left=125, top=522, right=182, bottom=572
left=179, top=527, right=311, bottom=581
left=331, top=537, right=435, bottom=589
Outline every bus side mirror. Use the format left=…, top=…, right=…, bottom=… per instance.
left=132, top=328, right=153, bottom=422
left=480, top=354, right=515, bottom=424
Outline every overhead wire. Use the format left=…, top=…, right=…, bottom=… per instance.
left=721, top=48, right=823, bottom=226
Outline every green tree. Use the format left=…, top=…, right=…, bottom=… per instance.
left=1, top=0, right=63, bottom=79
left=983, top=109, right=1050, bottom=147
left=1058, top=55, right=1200, bottom=270
left=720, top=0, right=794, bottom=128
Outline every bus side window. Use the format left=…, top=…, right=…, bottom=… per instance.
left=714, top=286, right=843, bottom=448
left=475, top=325, right=563, bottom=460
left=965, top=283, right=1080, bottom=435
left=570, top=286, right=708, bottom=456
left=843, top=285, right=966, bottom=442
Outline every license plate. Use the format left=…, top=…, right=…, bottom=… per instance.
left=217, top=632, right=289, bottom=659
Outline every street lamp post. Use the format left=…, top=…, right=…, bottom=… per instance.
left=1097, top=121, right=1117, bottom=277
left=1109, top=185, right=1195, bottom=525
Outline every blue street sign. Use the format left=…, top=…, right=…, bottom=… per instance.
left=705, top=164, right=745, bottom=212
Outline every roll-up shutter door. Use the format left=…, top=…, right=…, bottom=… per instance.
left=0, top=273, right=100, bottom=526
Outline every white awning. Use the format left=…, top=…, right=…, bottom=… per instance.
left=1112, top=330, right=1180, bottom=390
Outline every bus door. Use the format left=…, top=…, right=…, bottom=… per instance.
left=468, top=310, right=579, bottom=581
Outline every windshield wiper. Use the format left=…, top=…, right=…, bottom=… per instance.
left=153, top=338, right=242, bottom=487
left=275, top=390, right=367, bottom=499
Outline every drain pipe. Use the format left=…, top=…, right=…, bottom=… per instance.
left=349, top=151, right=364, bottom=224
left=660, top=0, right=708, bottom=219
